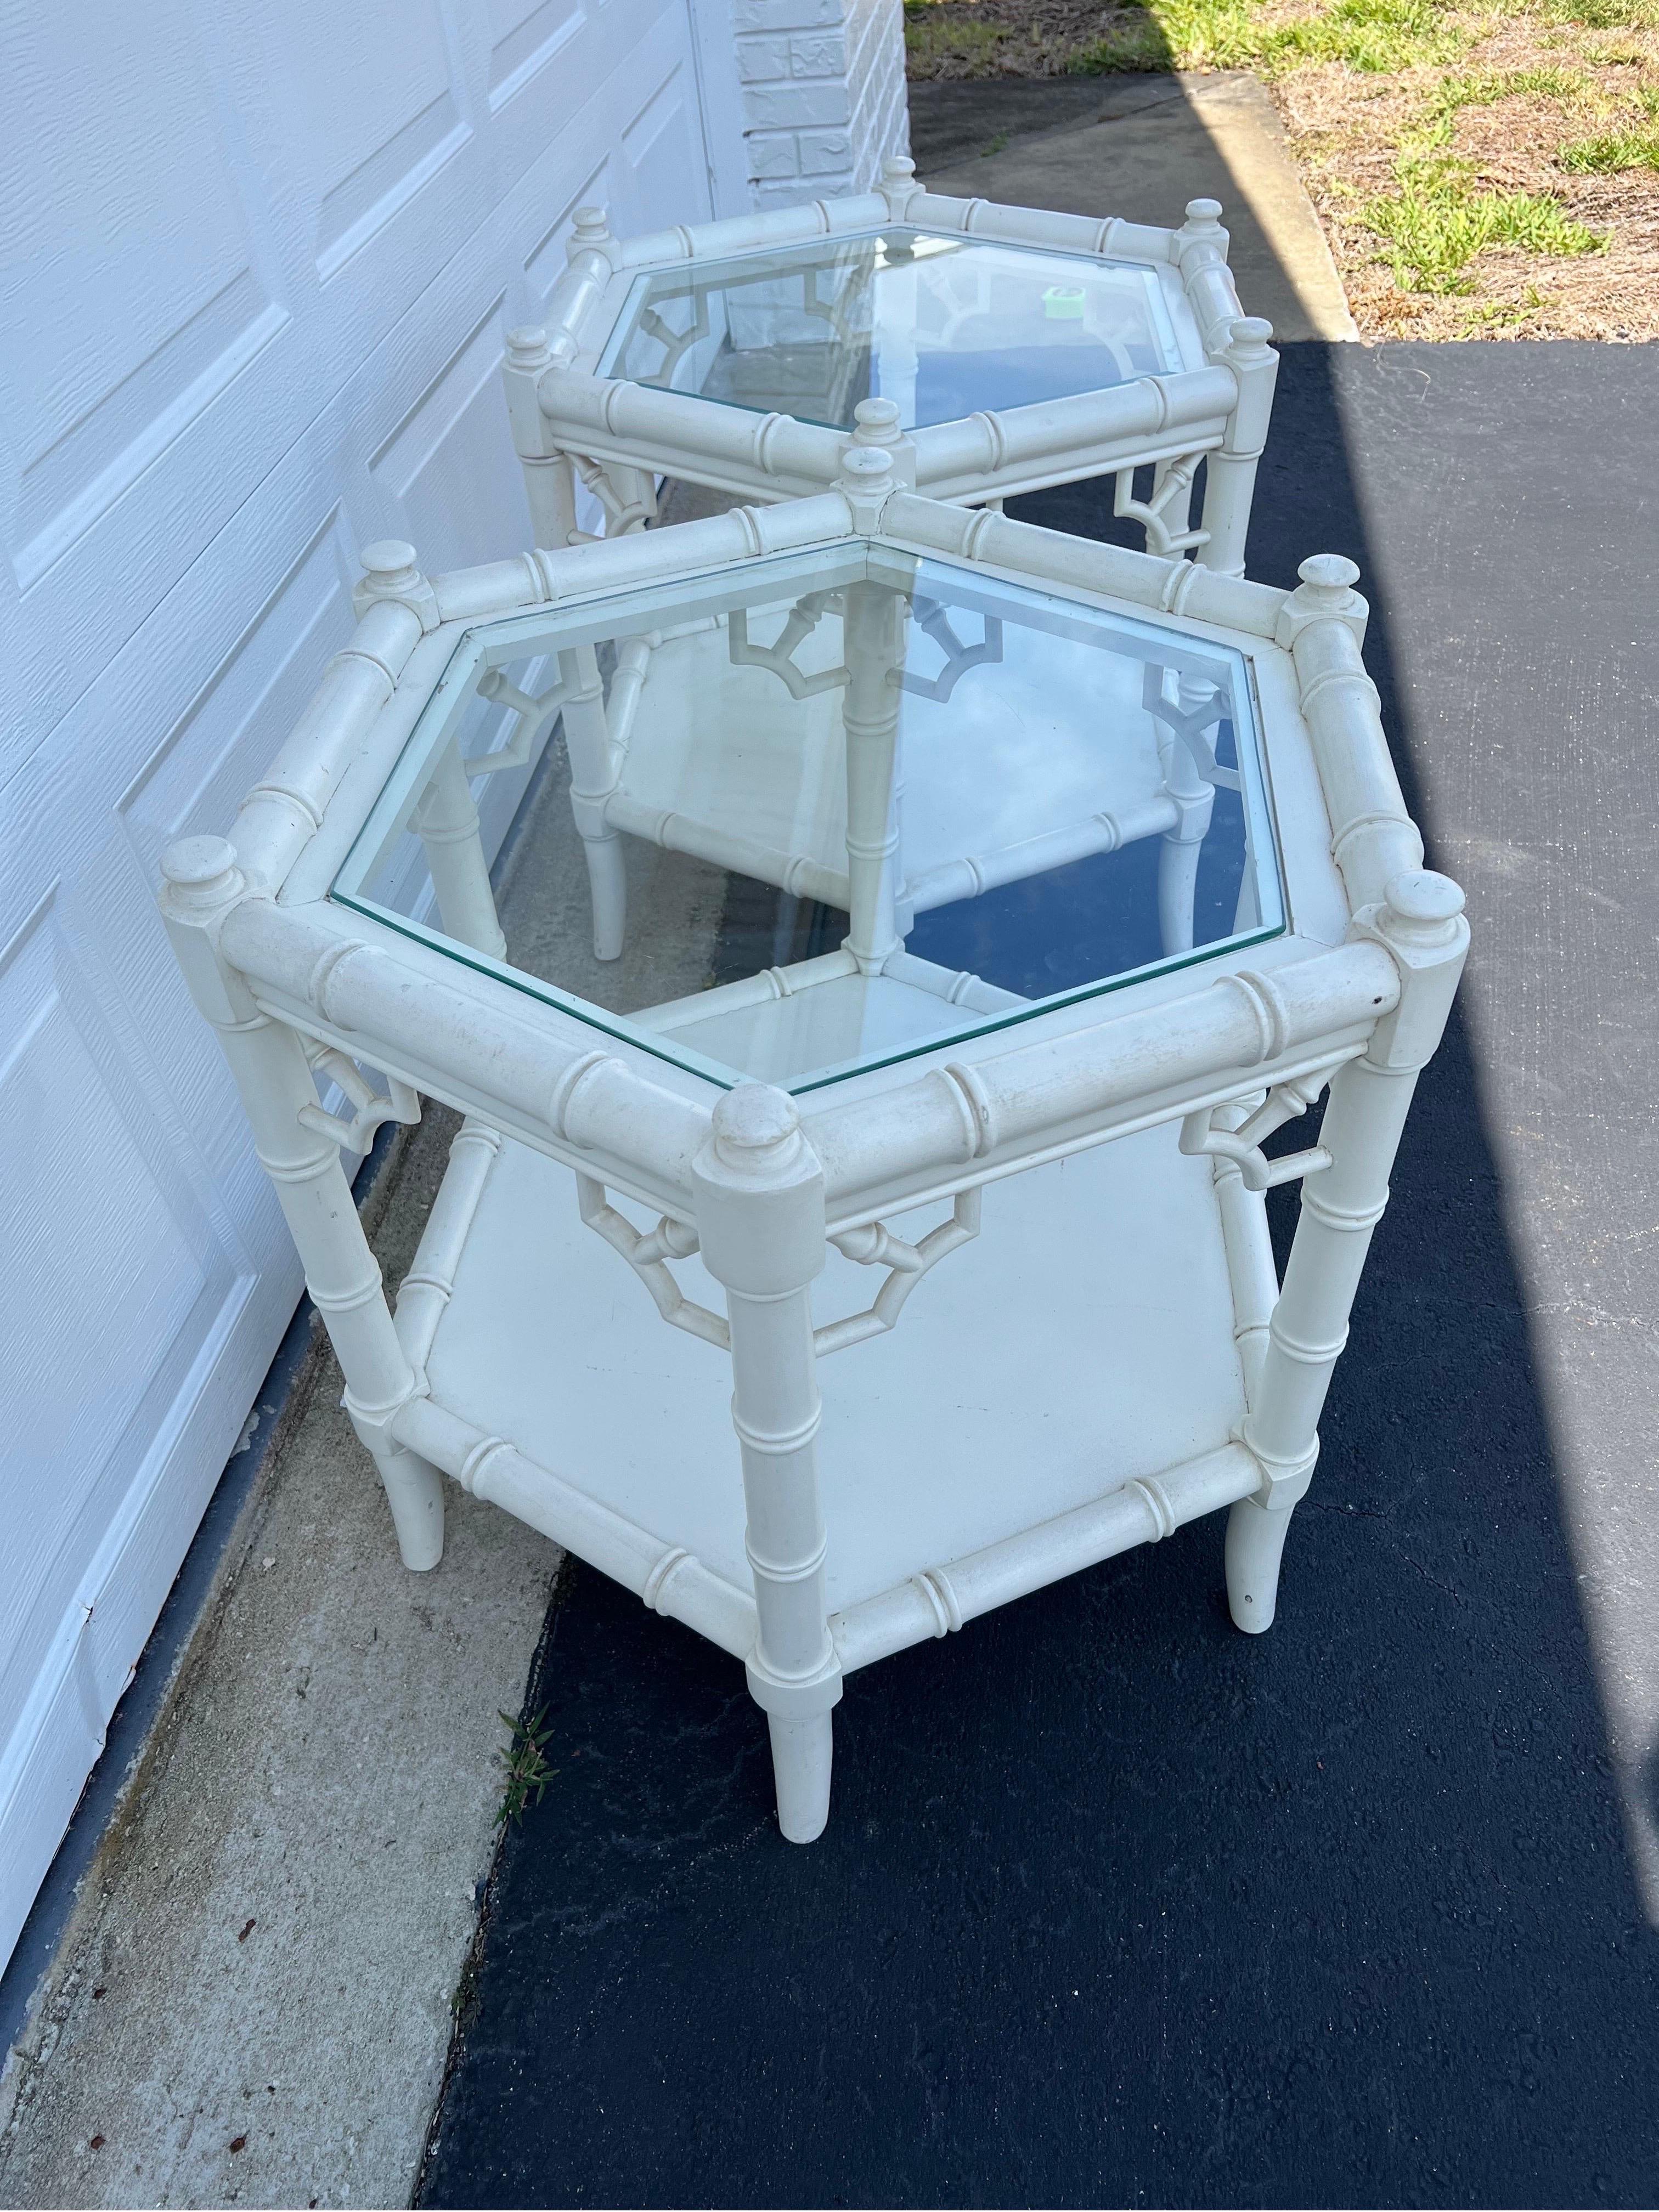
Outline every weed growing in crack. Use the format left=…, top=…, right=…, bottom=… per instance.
left=494, top=1705, right=556, bottom=1828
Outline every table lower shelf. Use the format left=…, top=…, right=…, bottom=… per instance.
left=397, top=1117, right=1272, bottom=1671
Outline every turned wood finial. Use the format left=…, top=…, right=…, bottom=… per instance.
left=851, top=398, right=902, bottom=446
left=881, top=155, right=915, bottom=183
left=1226, top=315, right=1276, bottom=363
left=712, top=1083, right=800, bottom=1165
left=571, top=205, right=614, bottom=254
left=1383, top=869, right=1465, bottom=947
left=838, top=443, right=894, bottom=528
left=1295, top=553, right=1362, bottom=607
left=353, top=540, right=439, bottom=629
left=505, top=325, right=552, bottom=374
left=161, top=835, right=242, bottom=912
left=358, top=539, right=417, bottom=587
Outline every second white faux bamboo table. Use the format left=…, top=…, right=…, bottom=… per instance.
left=503, top=159, right=1279, bottom=575
left=161, top=458, right=1466, bottom=1844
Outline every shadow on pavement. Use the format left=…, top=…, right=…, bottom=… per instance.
left=416, top=342, right=1659, bottom=2208
left=909, top=73, right=1354, bottom=342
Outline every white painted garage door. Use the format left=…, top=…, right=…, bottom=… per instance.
left=0, top=0, right=751, bottom=1970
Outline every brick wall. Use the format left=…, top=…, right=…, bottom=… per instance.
left=731, top=0, right=910, bottom=210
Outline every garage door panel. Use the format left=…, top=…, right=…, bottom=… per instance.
left=0, top=902, right=240, bottom=1740
left=1, top=0, right=737, bottom=1973
left=370, top=300, right=537, bottom=572
left=0, top=0, right=281, bottom=592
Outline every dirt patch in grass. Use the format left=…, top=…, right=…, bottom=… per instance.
left=906, top=0, right=1659, bottom=335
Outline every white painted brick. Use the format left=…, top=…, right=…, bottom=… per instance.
left=743, top=80, right=851, bottom=128
left=737, top=32, right=793, bottom=79
left=797, top=128, right=854, bottom=172
left=747, top=130, right=803, bottom=179
left=731, top=0, right=841, bottom=27
left=733, top=0, right=909, bottom=209
left=791, top=31, right=848, bottom=74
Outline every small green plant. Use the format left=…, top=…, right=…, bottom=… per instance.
left=1558, top=82, right=1659, bottom=164
left=981, top=129, right=1011, bottom=155
left=1559, top=118, right=1659, bottom=162
left=1539, top=0, right=1657, bottom=27
left=1417, top=66, right=1589, bottom=146
left=494, top=1704, right=555, bottom=1827
left=1363, top=159, right=1606, bottom=290
left=902, top=7, right=1009, bottom=70
left=1457, top=282, right=1550, bottom=330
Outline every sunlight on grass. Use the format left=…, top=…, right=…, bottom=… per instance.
left=1556, top=76, right=1659, bottom=160
left=1363, top=158, right=1607, bottom=287
left=1540, top=0, right=1658, bottom=27
left=1558, top=118, right=1659, bottom=158
left=1457, top=282, right=1550, bottom=329
left=902, top=0, right=1651, bottom=328
left=1069, top=0, right=1470, bottom=73
left=1424, top=64, right=1589, bottom=120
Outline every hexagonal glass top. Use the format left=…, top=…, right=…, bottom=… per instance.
left=332, top=543, right=1284, bottom=1093
left=596, top=228, right=1197, bottom=432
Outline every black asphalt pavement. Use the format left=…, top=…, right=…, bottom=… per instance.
left=417, top=341, right=1659, bottom=2208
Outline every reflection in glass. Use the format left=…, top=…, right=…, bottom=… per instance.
left=597, top=229, right=1192, bottom=431
left=333, top=548, right=1283, bottom=1091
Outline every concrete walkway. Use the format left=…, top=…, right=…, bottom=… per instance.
left=0, top=732, right=732, bottom=2209
left=0, top=1106, right=556, bottom=2212
left=912, top=73, right=1358, bottom=343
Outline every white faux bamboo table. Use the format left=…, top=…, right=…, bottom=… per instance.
left=504, top=158, right=1278, bottom=575
left=161, top=457, right=1467, bottom=1843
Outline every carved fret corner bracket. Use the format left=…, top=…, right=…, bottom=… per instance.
left=815, top=1187, right=983, bottom=1356
left=729, top=593, right=849, bottom=699
left=575, top=1175, right=730, bottom=1349
left=299, top=1041, right=422, bottom=1155
left=574, top=1178, right=985, bottom=1359
left=1114, top=453, right=1211, bottom=558
left=1180, top=1075, right=1332, bottom=1193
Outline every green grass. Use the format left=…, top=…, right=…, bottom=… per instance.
left=901, top=5, right=1011, bottom=69
left=1357, top=64, right=1611, bottom=287
left=1363, top=157, right=1606, bottom=286
left=1419, top=64, right=1589, bottom=137
left=1558, top=77, right=1659, bottom=160
left=1457, top=281, right=1549, bottom=327
left=1558, top=117, right=1659, bottom=158
left=1068, top=0, right=1469, bottom=76
left=904, top=0, right=1646, bottom=316
left=1539, top=0, right=1657, bottom=27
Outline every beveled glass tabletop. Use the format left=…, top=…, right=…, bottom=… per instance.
left=332, top=543, right=1283, bottom=1092
left=595, top=228, right=1198, bottom=432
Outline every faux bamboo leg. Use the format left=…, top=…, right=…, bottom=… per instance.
left=560, top=642, right=628, bottom=960
left=502, top=327, right=579, bottom=551
left=160, top=839, right=444, bottom=1570
left=414, top=740, right=507, bottom=959
left=1197, top=318, right=1278, bottom=580
left=1154, top=673, right=1216, bottom=957
left=1230, top=870, right=1468, bottom=1630
left=692, top=1087, right=840, bottom=1842
left=841, top=579, right=904, bottom=973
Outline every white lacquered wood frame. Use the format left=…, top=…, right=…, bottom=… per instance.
left=159, top=471, right=1467, bottom=1844
left=502, top=159, right=1280, bottom=578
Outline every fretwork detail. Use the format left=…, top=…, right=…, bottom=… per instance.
left=1179, top=1074, right=1333, bottom=1192
left=814, top=1187, right=983, bottom=1355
